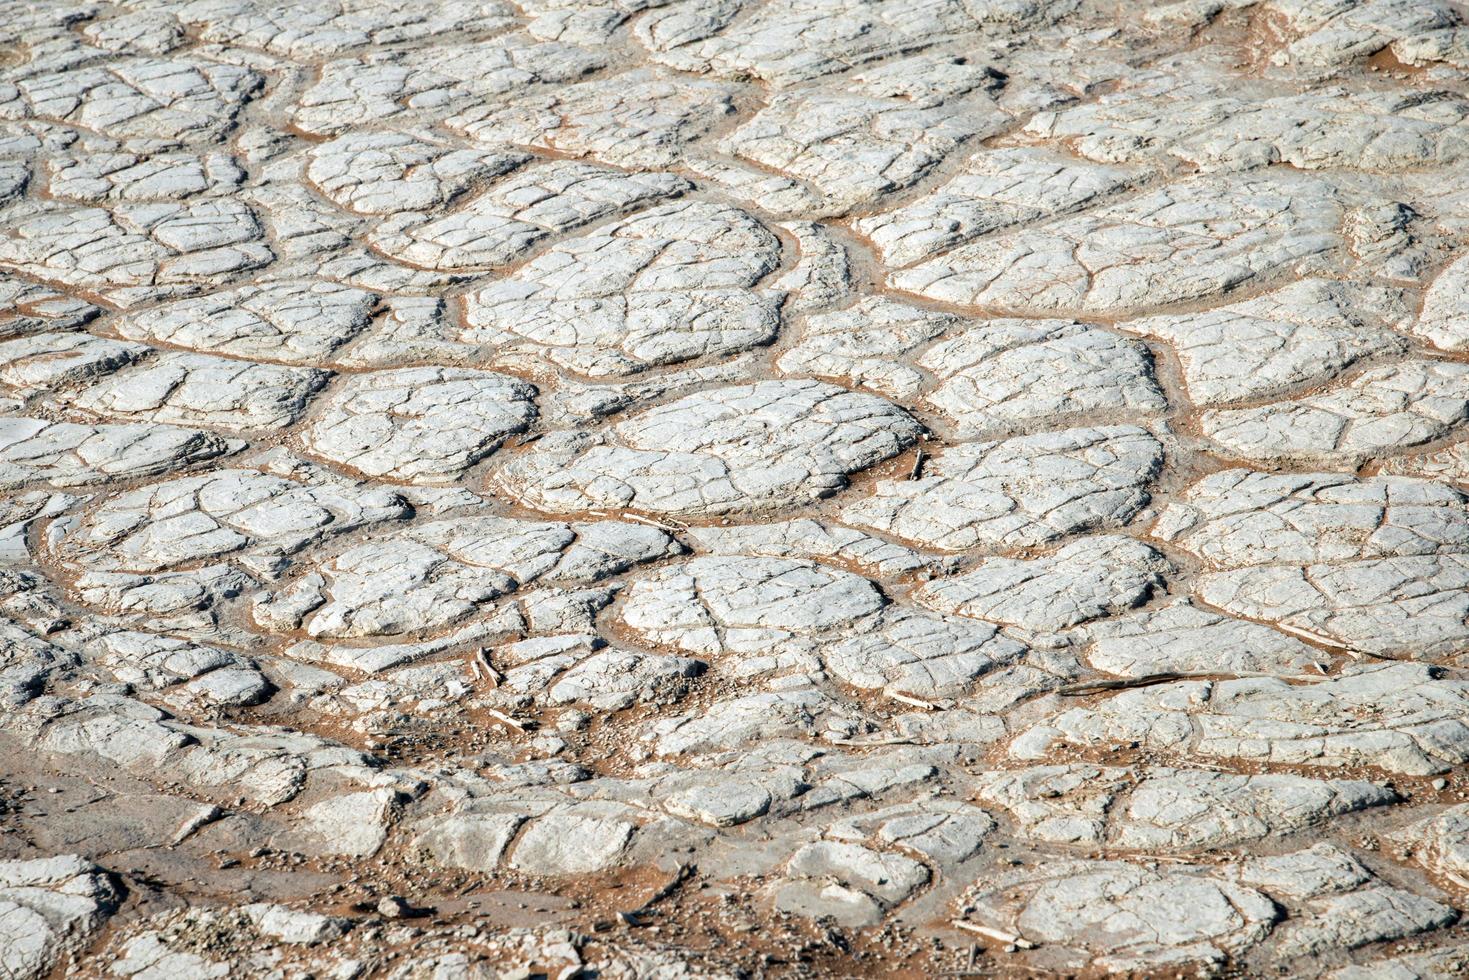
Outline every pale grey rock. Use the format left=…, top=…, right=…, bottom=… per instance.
left=0, top=278, right=99, bottom=340
left=0, top=418, right=233, bottom=490
left=105, top=901, right=347, bottom=976
left=368, top=162, right=688, bottom=271
left=973, top=764, right=1130, bottom=844
left=1, top=57, right=260, bottom=141
left=0, top=200, right=273, bottom=307
left=915, top=535, right=1168, bottom=632
left=65, top=353, right=327, bottom=432
left=1126, top=279, right=1410, bottom=406
left=1243, top=845, right=1457, bottom=957
left=658, top=768, right=806, bottom=827
left=1394, top=26, right=1469, bottom=68
left=774, top=840, right=929, bottom=927
left=509, top=812, right=636, bottom=874
left=461, top=201, right=781, bottom=377
left=1345, top=200, right=1435, bottom=282
left=110, top=929, right=230, bottom=978
left=1030, top=68, right=1469, bottom=172
left=649, top=689, right=855, bottom=756
left=1201, top=361, right=1469, bottom=466
left=1265, top=0, right=1459, bottom=69
left=619, top=555, right=1023, bottom=695
left=8, top=0, right=1469, bottom=965
left=173, top=0, right=517, bottom=57
left=1081, top=598, right=1322, bottom=676
left=85, top=630, right=267, bottom=704
left=449, top=68, right=736, bottom=168
left=685, top=519, right=947, bottom=577
left=328, top=295, right=474, bottom=369
left=819, top=606, right=1028, bottom=697
left=776, top=297, right=955, bottom=400
left=51, top=568, right=249, bottom=637
left=1014, top=663, right=1469, bottom=776
left=107, top=934, right=227, bottom=975
left=1117, top=770, right=1397, bottom=850
left=243, top=183, right=356, bottom=263
left=6, top=690, right=373, bottom=808
left=0, top=332, right=145, bottom=391
left=416, top=813, right=526, bottom=872
left=960, top=858, right=1278, bottom=971
left=301, top=368, right=536, bottom=482
left=308, top=658, right=473, bottom=716
left=534, top=354, right=762, bottom=427
left=1415, top=251, right=1469, bottom=351
left=1394, top=804, right=1469, bottom=884
left=855, top=147, right=1139, bottom=267
left=921, top=320, right=1165, bottom=435
left=1331, top=946, right=1469, bottom=979
left=52, top=468, right=408, bottom=577
left=683, top=156, right=825, bottom=218
left=113, top=281, right=377, bottom=364
left=174, top=666, right=274, bottom=709
left=547, top=650, right=704, bottom=710
left=255, top=517, right=674, bottom=639
left=773, top=221, right=852, bottom=313
left=495, top=380, right=920, bottom=517
left=519, top=0, right=635, bottom=44
left=0, top=492, right=76, bottom=562
left=45, top=148, right=243, bottom=203
left=826, top=801, right=993, bottom=866
left=301, top=788, right=398, bottom=856
left=80, top=11, right=186, bottom=55
left=891, top=174, right=1342, bottom=315
left=1154, top=470, right=1469, bottom=568
left=306, top=131, right=524, bottom=216
left=1381, top=442, right=1469, bottom=484
left=1155, top=470, right=1469, bottom=657
left=637, top=0, right=1070, bottom=84
left=719, top=57, right=1006, bottom=214
left=0, top=855, right=118, bottom=980
left=619, top=555, right=887, bottom=655
left=293, top=36, right=604, bottom=136
left=241, top=904, right=347, bottom=945
left=843, top=426, right=1162, bottom=551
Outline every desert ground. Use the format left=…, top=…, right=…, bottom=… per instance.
left=5, top=0, right=1469, bottom=976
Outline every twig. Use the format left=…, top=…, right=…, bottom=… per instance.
left=485, top=708, right=525, bottom=732
left=952, top=921, right=1036, bottom=949
left=909, top=449, right=925, bottom=480
left=889, top=692, right=937, bottom=711
left=1056, top=672, right=1214, bottom=695
left=1274, top=622, right=1357, bottom=655
left=1057, top=670, right=1320, bottom=696
left=623, top=513, right=688, bottom=532
left=477, top=647, right=502, bottom=686
left=827, top=736, right=915, bottom=747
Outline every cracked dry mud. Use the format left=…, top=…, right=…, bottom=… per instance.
left=9, top=2, right=1469, bottom=979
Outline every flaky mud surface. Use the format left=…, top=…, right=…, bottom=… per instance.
left=8, top=0, right=1469, bottom=977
